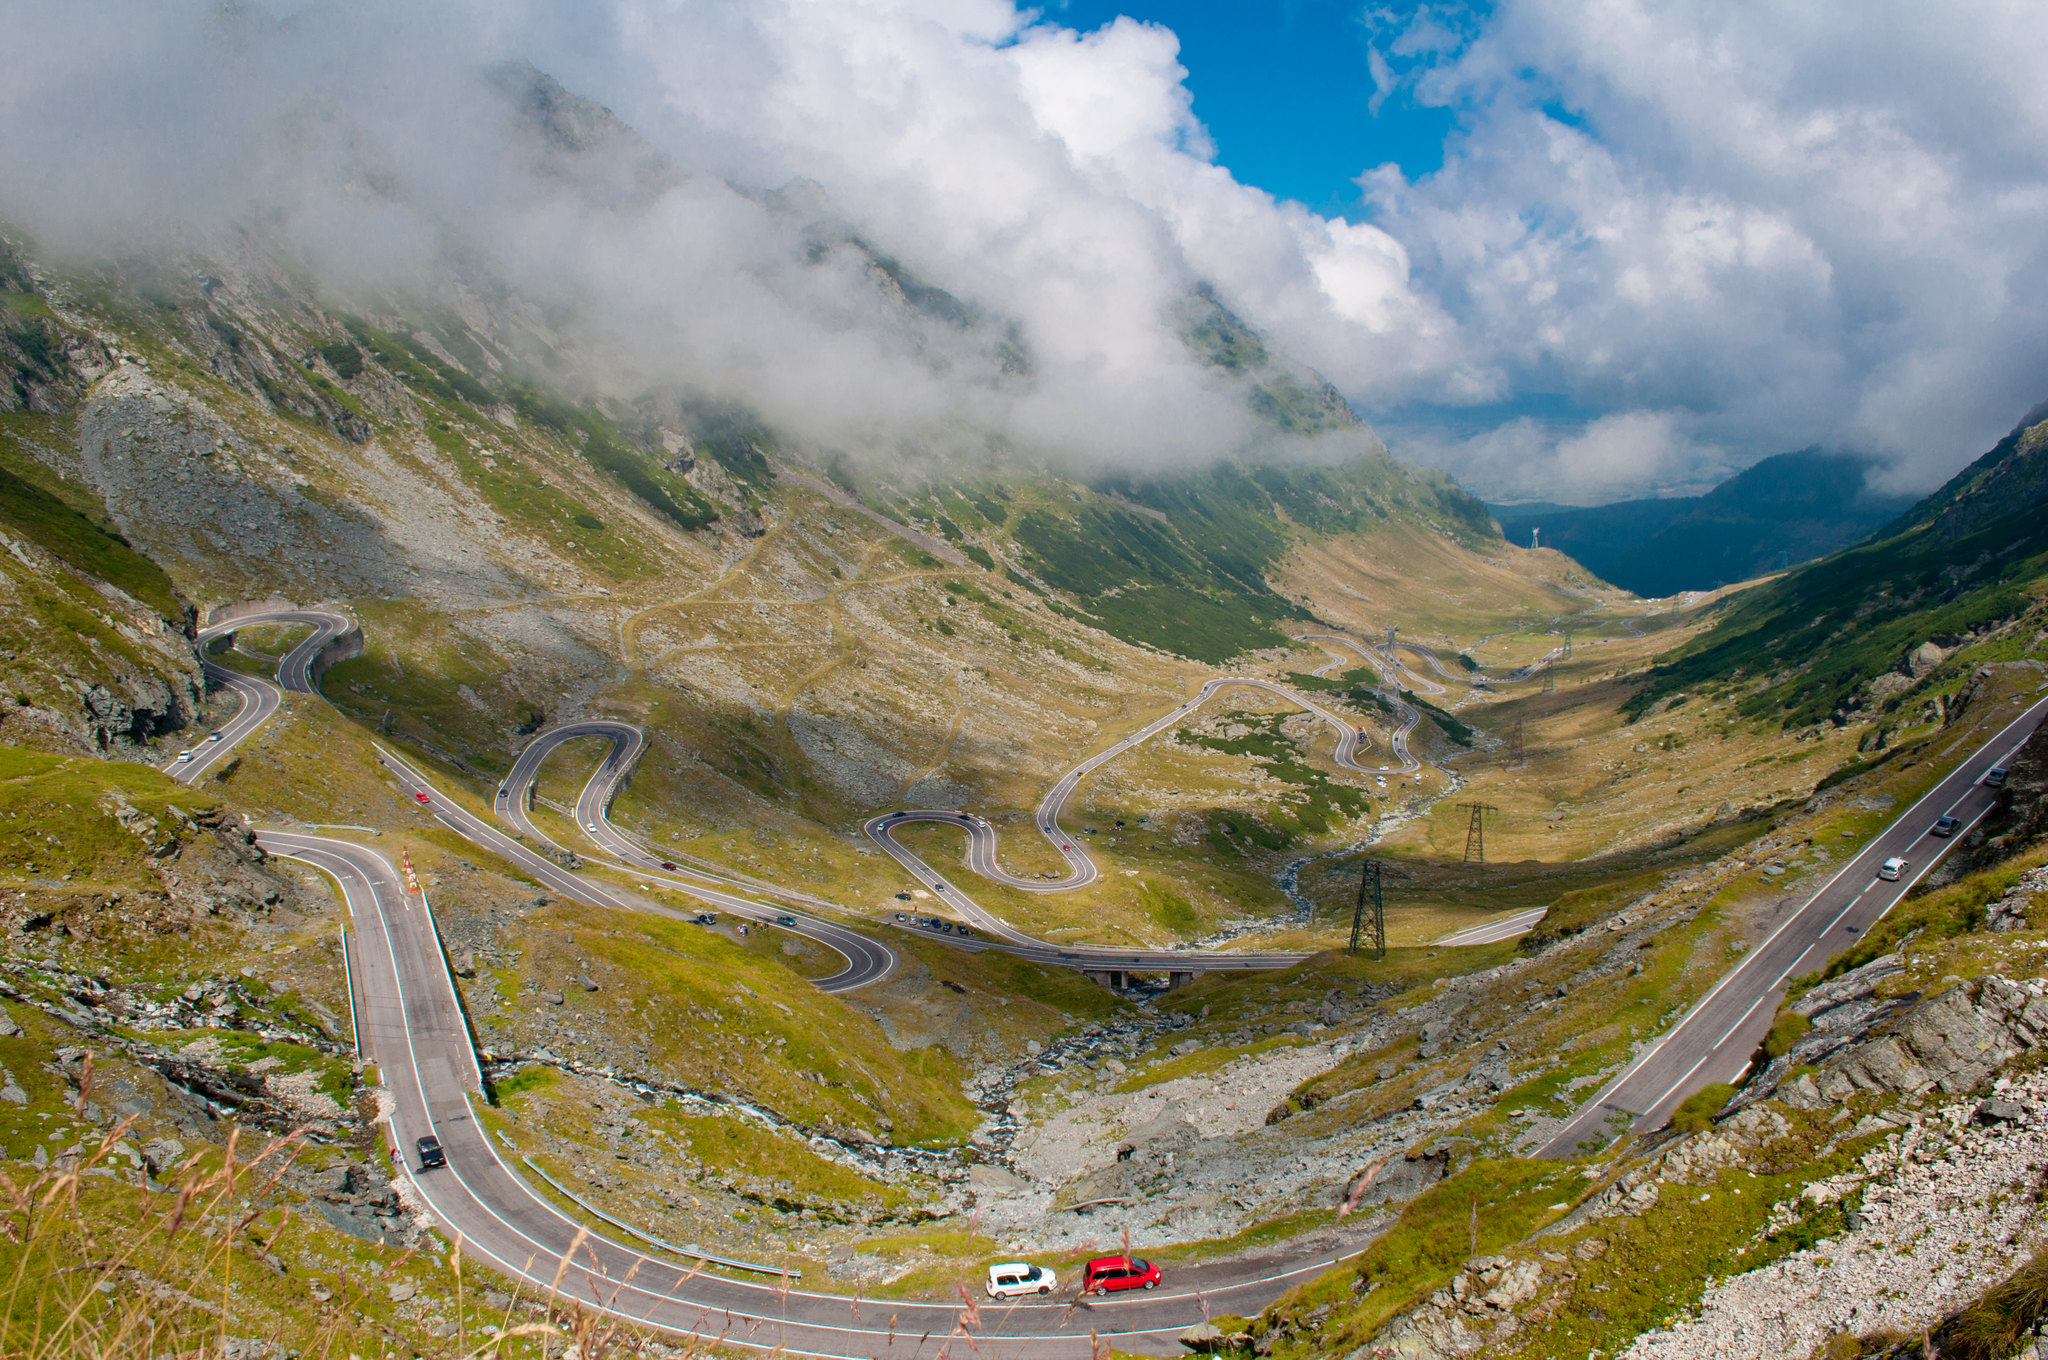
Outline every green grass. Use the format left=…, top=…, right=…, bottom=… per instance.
left=1265, top=1158, right=1590, bottom=1353
left=1627, top=412, right=2048, bottom=727
left=1669, top=1081, right=1737, bottom=1133
left=0, top=459, right=181, bottom=617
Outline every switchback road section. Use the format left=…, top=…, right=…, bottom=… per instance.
left=172, top=607, right=355, bottom=784
left=262, top=829, right=1366, bottom=1357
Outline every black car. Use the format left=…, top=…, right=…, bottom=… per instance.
left=692, top=912, right=718, bottom=926
left=1931, top=815, right=1963, bottom=837
left=1986, top=766, right=2009, bottom=788
left=776, top=914, right=797, bottom=926
left=416, top=1135, right=445, bottom=1170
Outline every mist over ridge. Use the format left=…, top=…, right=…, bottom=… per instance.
left=6, top=0, right=2048, bottom=498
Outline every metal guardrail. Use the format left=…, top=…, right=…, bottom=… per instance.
left=518, top=1155, right=800, bottom=1278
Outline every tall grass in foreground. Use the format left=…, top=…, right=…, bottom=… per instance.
left=0, top=1111, right=696, bottom=1359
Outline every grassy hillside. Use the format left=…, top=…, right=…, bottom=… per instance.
left=1628, top=405, right=2048, bottom=727
left=1492, top=449, right=1916, bottom=598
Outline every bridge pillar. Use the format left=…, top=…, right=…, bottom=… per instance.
left=1168, top=970, right=1196, bottom=991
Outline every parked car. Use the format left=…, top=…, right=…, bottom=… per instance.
left=1931, top=815, right=1963, bottom=838
left=692, top=912, right=718, bottom=926
left=1877, top=856, right=1908, bottom=882
left=1986, top=766, right=2009, bottom=788
left=1083, top=1255, right=1160, bottom=1293
left=416, top=1135, right=445, bottom=1170
left=986, top=1263, right=1056, bottom=1298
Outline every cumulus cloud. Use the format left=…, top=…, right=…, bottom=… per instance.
left=1394, top=409, right=1738, bottom=504
left=1360, top=0, right=2048, bottom=496
left=0, top=0, right=2042, bottom=498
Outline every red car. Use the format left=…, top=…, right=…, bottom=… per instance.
left=414, top=792, right=431, bottom=805
left=1082, top=1255, right=1160, bottom=1294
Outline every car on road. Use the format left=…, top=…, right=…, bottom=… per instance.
left=1986, top=766, right=2009, bottom=788
left=1082, top=1255, right=1160, bottom=1293
left=175, top=751, right=194, bottom=763
left=416, top=1135, right=445, bottom=1170
left=776, top=914, right=797, bottom=926
left=986, top=1263, right=1056, bottom=1298
left=413, top=791, right=430, bottom=805
left=1931, top=815, right=1963, bottom=838
left=206, top=731, right=223, bottom=743
left=1878, top=856, right=1908, bottom=882
left=585, top=823, right=597, bottom=832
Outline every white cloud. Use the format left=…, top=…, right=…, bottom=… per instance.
left=0, top=0, right=2042, bottom=496
left=1362, top=0, right=2048, bottom=489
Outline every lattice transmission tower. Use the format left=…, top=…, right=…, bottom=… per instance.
left=1458, top=802, right=1498, bottom=865
left=1349, top=857, right=1385, bottom=960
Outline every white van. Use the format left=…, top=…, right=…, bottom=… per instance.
left=986, top=1263, right=1055, bottom=1298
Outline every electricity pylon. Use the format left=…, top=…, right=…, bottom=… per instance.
left=1459, top=803, right=1498, bottom=865
left=1349, top=857, right=1386, bottom=960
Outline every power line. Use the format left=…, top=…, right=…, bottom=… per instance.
left=1508, top=718, right=1525, bottom=769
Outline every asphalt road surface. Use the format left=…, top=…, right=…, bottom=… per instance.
left=375, top=741, right=896, bottom=992
left=262, top=830, right=1366, bottom=1357
left=489, top=720, right=1316, bottom=976
left=1537, top=691, right=2048, bottom=1157
left=1434, top=907, right=1548, bottom=947
left=892, top=673, right=1424, bottom=896
left=180, top=602, right=2048, bottom=1348
left=172, top=609, right=354, bottom=784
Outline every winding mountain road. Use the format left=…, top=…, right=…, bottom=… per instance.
left=171, top=609, right=353, bottom=784
left=176, top=602, right=2048, bottom=1348
left=1537, top=692, right=2048, bottom=1156
left=258, top=828, right=1364, bottom=1357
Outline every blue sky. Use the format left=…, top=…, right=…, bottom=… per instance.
left=1047, top=0, right=1463, bottom=217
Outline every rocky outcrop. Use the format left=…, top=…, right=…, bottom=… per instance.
left=1624, top=1071, right=2048, bottom=1359
left=1738, top=968, right=2048, bottom=1112
left=1985, top=866, right=2048, bottom=932
left=78, top=672, right=199, bottom=750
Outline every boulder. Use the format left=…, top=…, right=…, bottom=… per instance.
left=965, top=1164, right=1027, bottom=1192
left=1907, top=641, right=1947, bottom=678
left=1975, top=1096, right=2025, bottom=1125
left=1179, top=1323, right=1226, bottom=1353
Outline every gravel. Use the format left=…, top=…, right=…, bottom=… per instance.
left=1623, top=1069, right=2048, bottom=1359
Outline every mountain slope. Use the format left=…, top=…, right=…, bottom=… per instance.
left=1491, top=449, right=1916, bottom=597
left=1627, top=403, right=2048, bottom=727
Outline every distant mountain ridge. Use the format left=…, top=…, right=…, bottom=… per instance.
left=1492, top=449, right=1916, bottom=597
left=1628, top=403, right=2048, bottom=728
